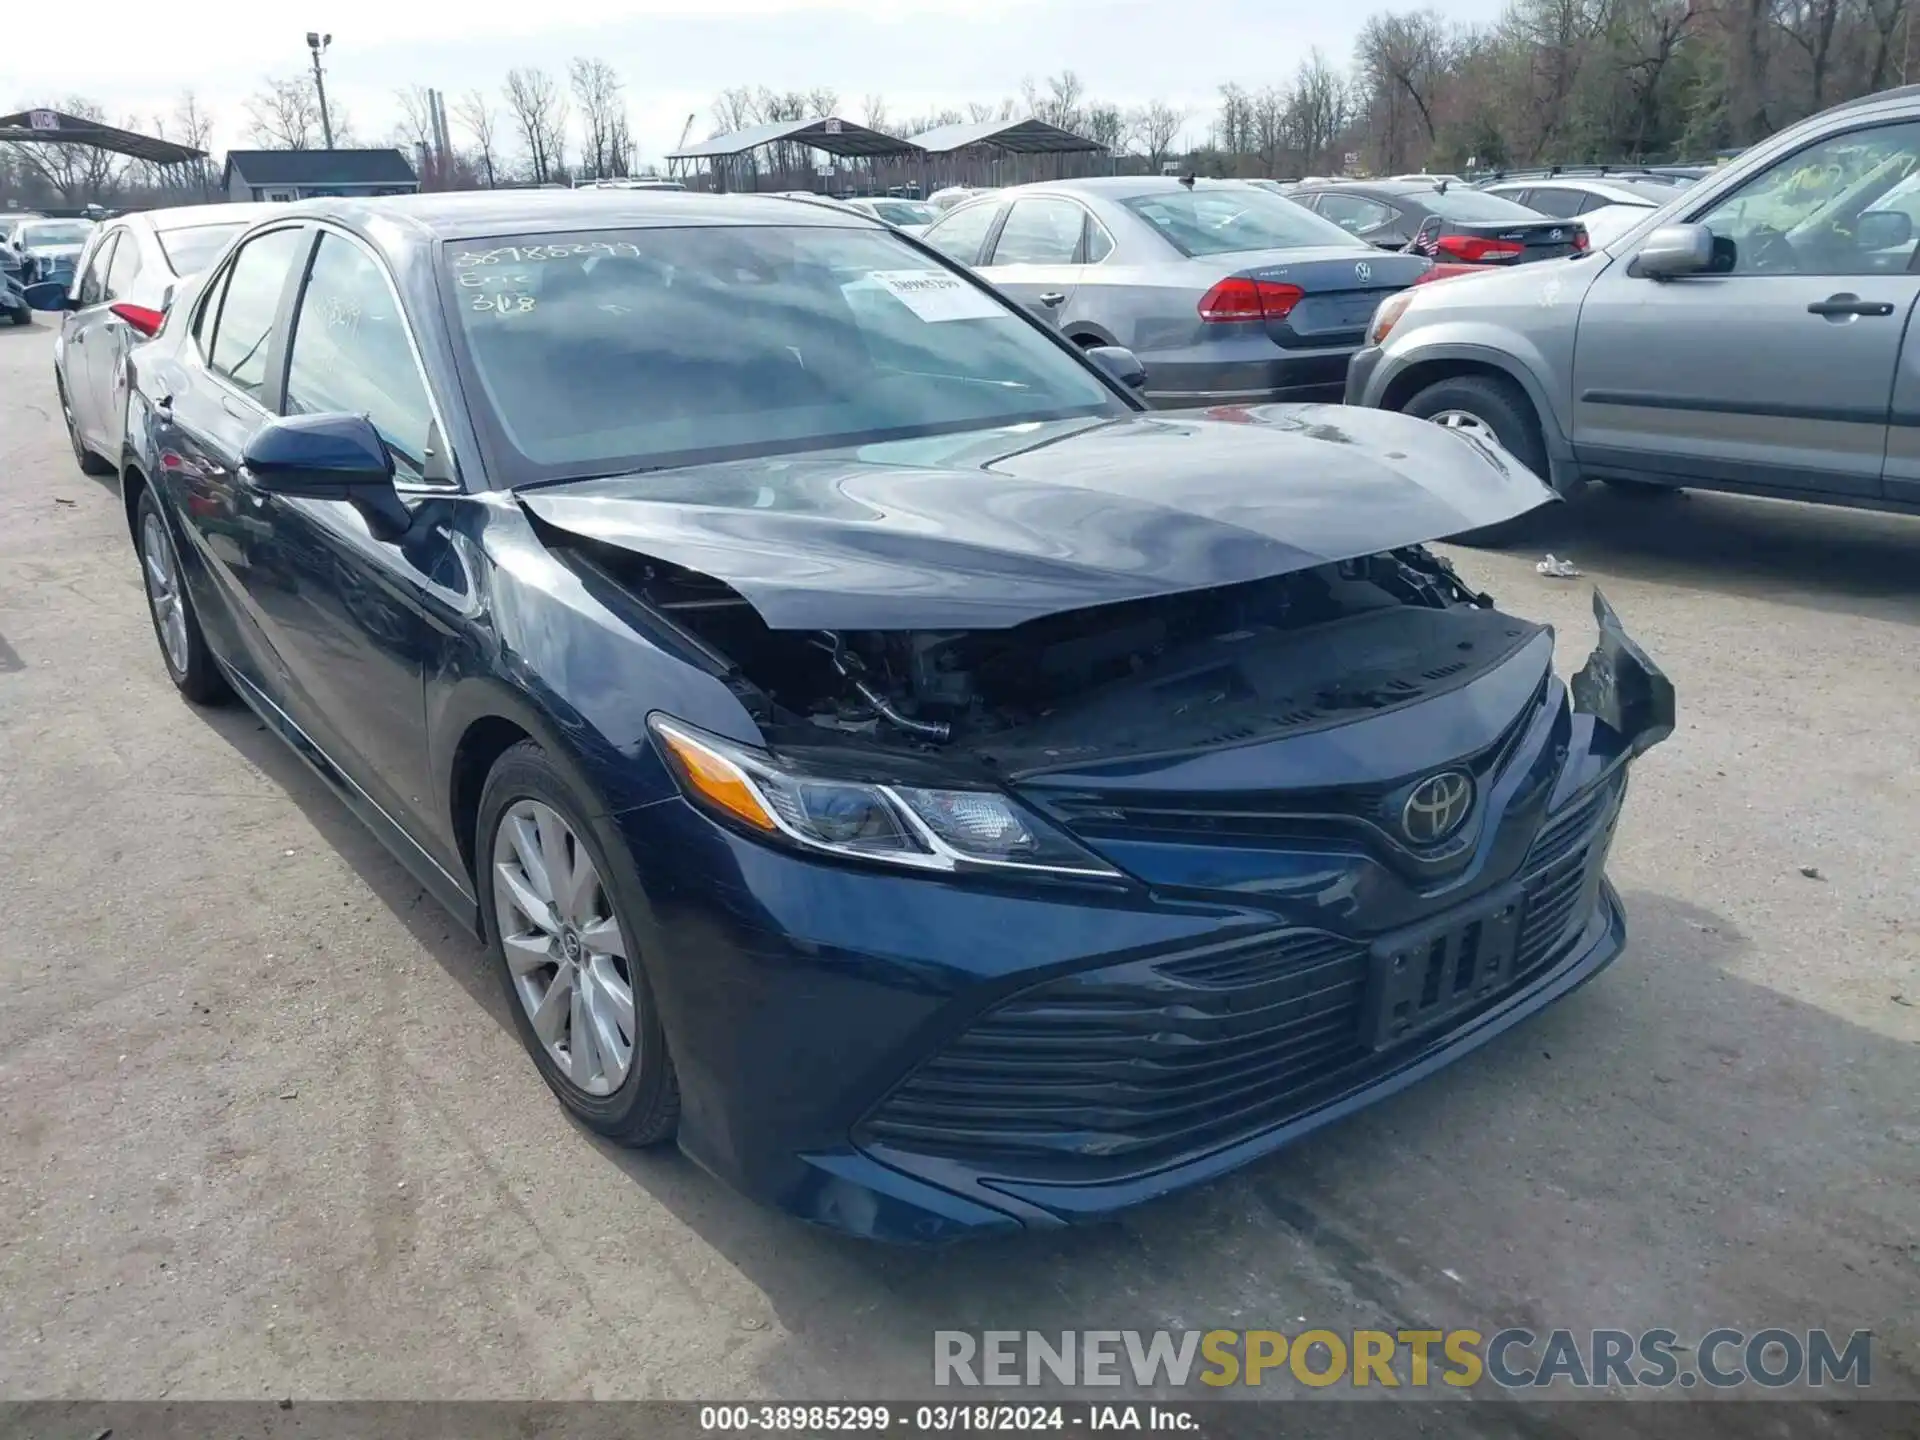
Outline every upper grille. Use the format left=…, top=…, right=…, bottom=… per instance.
left=861, top=781, right=1624, bottom=1174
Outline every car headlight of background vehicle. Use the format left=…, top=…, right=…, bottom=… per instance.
left=648, top=715, right=1119, bottom=878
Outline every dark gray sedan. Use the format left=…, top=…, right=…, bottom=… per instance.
left=920, top=176, right=1430, bottom=406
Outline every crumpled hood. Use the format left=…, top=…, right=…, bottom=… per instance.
left=519, top=405, right=1553, bottom=630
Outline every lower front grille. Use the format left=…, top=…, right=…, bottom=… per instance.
left=861, top=781, right=1624, bottom=1173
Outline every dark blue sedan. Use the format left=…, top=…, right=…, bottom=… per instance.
left=92, top=192, right=1671, bottom=1242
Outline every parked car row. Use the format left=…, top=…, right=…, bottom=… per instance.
left=19, top=182, right=1674, bottom=1243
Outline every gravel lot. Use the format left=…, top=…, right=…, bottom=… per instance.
left=1, top=318, right=1916, bottom=1419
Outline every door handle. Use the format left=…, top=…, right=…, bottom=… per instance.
left=1039, top=291, right=1067, bottom=308
left=1807, top=294, right=1896, bottom=317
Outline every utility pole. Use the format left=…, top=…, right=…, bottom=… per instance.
left=306, top=32, right=335, bottom=149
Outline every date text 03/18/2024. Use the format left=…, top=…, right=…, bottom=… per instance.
left=698, top=1405, right=1195, bottom=1433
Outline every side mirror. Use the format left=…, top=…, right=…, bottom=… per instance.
left=242, top=412, right=411, bottom=539
left=1857, top=209, right=1913, bottom=251
left=23, top=281, right=73, bottom=311
left=1085, top=344, right=1148, bottom=392
left=1635, top=222, right=1714, bottom=279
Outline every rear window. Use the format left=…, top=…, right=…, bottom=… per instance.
left=19, top=220, right=93, bottom=246
left=157, top=223, right=246, bottom=277
left=1421, top=189, right=1547, bottom=222
left=1121, top=188, right=1363, bottom=257
left=868, top=200, right=937, bottom=226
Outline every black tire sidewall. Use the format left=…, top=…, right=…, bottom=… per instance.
left=1404, top=375, right=1549, bottom=478
left=476, top=743, right=675, bottom=1136
left=134, top=488, right=225, bottom=701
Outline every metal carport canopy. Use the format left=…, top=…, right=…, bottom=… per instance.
left=907, top=117, right=1104, bottom=154
left=0, top=109, right=207, bottom=165
left=670, top=117, right=924, bottom=161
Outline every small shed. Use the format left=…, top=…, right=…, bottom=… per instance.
left=668, top=117, right=924, bottom=195
left=908, top=117, right=1107, bottom=188
left=222, top=149, right=419, bottom=203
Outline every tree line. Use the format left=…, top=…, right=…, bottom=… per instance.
left=2, top=0, right=1913, bottom=208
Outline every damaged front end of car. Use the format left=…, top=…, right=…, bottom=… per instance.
left=515, top=419, right=1673, bottom=1240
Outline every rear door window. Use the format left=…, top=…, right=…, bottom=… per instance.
left=206, top=227, right=306, bottom=401
left=923, top=201, right=1001, bottom=265
left=988, top=198, right=1086, bottom=265
left=1314, top=194, right=1397, bottom=235
left=1523, top=187, right=1588, bottom=218
left=104, top=231, right=143, bottom=301
left=75, top=232, right=117, bottom=308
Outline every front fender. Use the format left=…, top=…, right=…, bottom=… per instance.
left=1373, top=329, right=1572, bottom=460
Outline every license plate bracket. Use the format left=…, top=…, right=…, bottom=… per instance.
left=1363, top=882, right=1525, bottom=1052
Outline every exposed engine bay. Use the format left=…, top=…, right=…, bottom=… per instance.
left=564, top=537, right=1549, bottom=772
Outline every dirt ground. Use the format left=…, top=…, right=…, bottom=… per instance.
left=1, top=319, right=1915, bottom=1419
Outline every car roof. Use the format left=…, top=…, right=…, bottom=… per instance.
left=262, top=190, right=887, bottom=249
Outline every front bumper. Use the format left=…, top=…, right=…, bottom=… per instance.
left=1344, top=343, right=1386, bottom=406
left=611, top=595, right=1671, bottom=1244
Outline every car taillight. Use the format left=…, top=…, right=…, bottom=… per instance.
left=1197, top=276, right=1306, bottom=322
left=109, top=301, right=166, bottom=337
left=1434, top=235, right=1526, bottom=264
left=1572, top=228, right=1590, bottom=251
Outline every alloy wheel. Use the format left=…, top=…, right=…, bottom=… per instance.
left=140, top=512, right=191, bottom=677
left=1426, top=408, right=1497, bottom=443
left=491, top=799, right=637, bottom=1096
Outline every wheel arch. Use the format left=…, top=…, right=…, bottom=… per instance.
left=1376, top=349, right=1576, bottom=490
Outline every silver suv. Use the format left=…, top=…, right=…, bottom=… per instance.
left=1346, top=83, right=1920, bottom=530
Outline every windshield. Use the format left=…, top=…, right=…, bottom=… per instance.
left=1121, top=187, right=1362, bottom=256
left=20, top=220, right=93, bottom=246
left=1421, top=189, right=1546, bottom=222
left=868, top=200, right=937, bottom=226
left=156, top=222, right=246, bottom=276
left=445, top=226, right=1126, bottom=482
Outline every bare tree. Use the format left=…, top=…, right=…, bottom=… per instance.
left=171, top=90, right=217, bottom=197
left=246, top=75, right=323, bottom=149
left=570, top=57, right=626, bottom=179
left=1284, top=50, right=1349, bottom=173
left=862, top=94, right=891, bottom=132
left=807, top=88, right=840, bottom=118
left=1126, top=101, right=1187, bottom=169
left=1082, top=103, right=1125, bottom=154
left=711, top=87, right=759, bottom=135
left=454, top=89, right=501, bottom=187
left=1355, top=10, right=1450, bottom=170
left=1023, top=70, right=1086, bottom=130
left=505, top=67, right=567, bottom=183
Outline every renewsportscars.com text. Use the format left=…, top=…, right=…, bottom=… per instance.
left=933, top=1328, right=1873, bottom=1391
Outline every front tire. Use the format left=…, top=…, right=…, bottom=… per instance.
left=134, top=488, right=230, bottom=704
left=1401, top=373, right=1551, bottom=548
left=478, top=740, right=681, bottom=1147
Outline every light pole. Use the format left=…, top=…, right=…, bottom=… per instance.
left=306, top=31, right=335, bottom=149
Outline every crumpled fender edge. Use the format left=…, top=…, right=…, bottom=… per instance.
left=1571, top=588, right=1675, bottom=756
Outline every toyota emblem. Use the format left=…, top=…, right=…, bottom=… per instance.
left=1402, top=771, right=1474, bottom=844
left=1355, top=260, right=1372, bottom=282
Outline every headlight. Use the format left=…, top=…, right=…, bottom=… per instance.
left=1371, top=289, right=1418, bottom=344
left=648, top=715, right=1119, bottom=878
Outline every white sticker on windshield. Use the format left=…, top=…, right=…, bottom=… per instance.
left=871, top=269, right=1003, bottom=322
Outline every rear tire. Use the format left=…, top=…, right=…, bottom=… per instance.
left=478, top=740, right=681, bottom=1148
left=58, top=373, right=113, bottom=476
left=1401, top=373, right=1551, bottom=548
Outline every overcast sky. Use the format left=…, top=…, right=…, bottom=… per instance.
left=2, top=0, right=1508, bottom=167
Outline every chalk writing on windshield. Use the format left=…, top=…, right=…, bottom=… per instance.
left=452, top=241, right=644, bottom=266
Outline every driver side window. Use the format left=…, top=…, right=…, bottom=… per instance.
left=1694, top=122, right=1920, bottom=276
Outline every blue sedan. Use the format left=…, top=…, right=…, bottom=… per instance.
left=77, top=192, right=1670, bottom=1242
